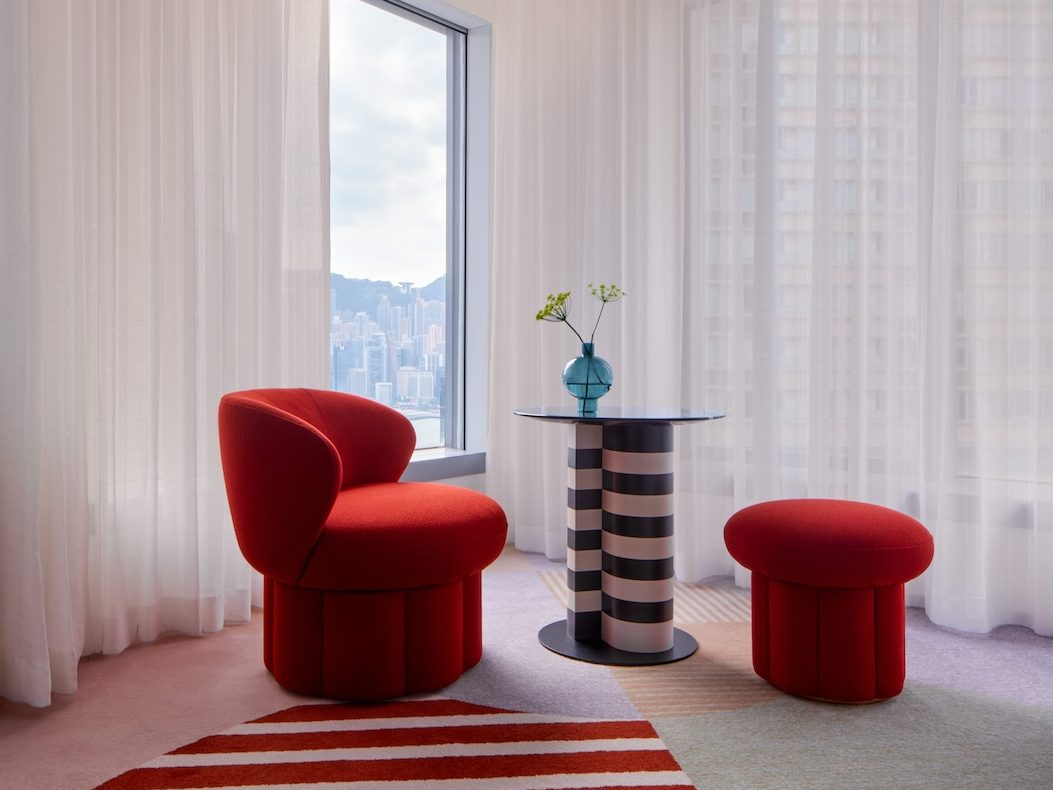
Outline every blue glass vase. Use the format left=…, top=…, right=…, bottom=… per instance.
left=562, top=342, right=613, bottom=415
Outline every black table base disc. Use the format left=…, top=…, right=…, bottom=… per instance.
left=538, top=621, right=698, bottom=666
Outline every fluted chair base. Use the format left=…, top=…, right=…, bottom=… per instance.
left=263, top=573, right=483, bottom=701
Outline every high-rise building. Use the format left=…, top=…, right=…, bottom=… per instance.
left=354, top=311, right=374, bottom=338
left=348, top=367, right=369, bottom=398
left=366, top=331, right=389, bottom=399
left=377, top=295, right=391, bottom=338
left=397, top=367, right=435, bottom=403
left=397, top=339, right=418, bottom=369
left=374, top=381, right=393, bottom=406
left=328, top=277, right=447, bottom=450
left=426, top=323, right=444, bottom=355
left=414, top=297, right=443, bottom=337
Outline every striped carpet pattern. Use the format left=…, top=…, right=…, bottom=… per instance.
left=96, top=698, right=694, bottom=789
left=539, top=570, right=752, bottom=624
left=611, top=623, right=782, bottom=716
left=539, top=570, right=778, bottom=716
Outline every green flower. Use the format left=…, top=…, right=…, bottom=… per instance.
left=588, top=283, right=624, bottom=304
left=535, top=283, right=625, bottom=344
left=535, top=291, right=573, bottom=323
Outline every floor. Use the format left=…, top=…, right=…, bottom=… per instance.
left=2, top=546, right=1052, bottom=789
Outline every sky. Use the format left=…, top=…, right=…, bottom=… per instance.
left=330, top=0, right=448, bottom=287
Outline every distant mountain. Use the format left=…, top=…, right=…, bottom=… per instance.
left=330, top=273, right=445, bottom=315
left=418, top=276, right=446, bottom=302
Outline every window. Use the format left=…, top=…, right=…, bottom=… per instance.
left=329, top=0, right=490, bottom=470
left=328, top=1, right=492, bottom=476
left=329, top=0, right=459, bottom=450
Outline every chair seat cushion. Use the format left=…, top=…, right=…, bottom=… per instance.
left=724, top=498, right=933, bottom=588
left=297, top=482, right=508, bottom=591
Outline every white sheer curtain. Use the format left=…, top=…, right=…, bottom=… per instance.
left=483, top=0, right=1052, bottom=637
left=479, top=0, right=689, bottom=557
left=682, top=0, right=1052, bottom=636
left=0, top=0, right=329, bottom=707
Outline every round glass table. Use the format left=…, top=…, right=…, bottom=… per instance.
left=514, top=407, right=725, bottom=666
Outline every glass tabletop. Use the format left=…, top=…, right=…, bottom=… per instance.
left=513, top=406, right=726, bottom=424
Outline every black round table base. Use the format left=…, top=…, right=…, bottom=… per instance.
left=538, top=621, right=698, bottom=666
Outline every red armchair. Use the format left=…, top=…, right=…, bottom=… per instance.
left=218, top=388, right=507, bottom=700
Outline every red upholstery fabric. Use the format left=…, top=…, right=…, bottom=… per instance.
left=221, top=388, right=416, bottom=490
left=218, top=388, right=507, bottom=701
left=300, top=482, right=508, bottom=590
left=753, top=578, right=908, bottom=702
left=218, top=394, right=341, bottom=584
left=724, top=498, right=933, bottom=588
left=724, top=499, right=933, bottom=703
left=263, top=575, right=485, bottom=701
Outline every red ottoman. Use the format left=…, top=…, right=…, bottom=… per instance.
left=724, top=499, right=933, bottom=703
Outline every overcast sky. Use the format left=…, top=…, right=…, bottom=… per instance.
left=330, top=0, right=447, bottom=287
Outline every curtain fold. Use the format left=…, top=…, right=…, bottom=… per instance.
left=484, top=0, right=1052, bottom=638
left=482, top=0, right=687, bottom=557
left=680, top=0, right=1053, bottom=636
left=0, top=0, right=328, bottom=707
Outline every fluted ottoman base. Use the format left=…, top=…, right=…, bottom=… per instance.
left=751, top=574, right=907, bottom=703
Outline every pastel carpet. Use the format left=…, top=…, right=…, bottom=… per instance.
left=4, top=547, right=1053, bottom=789
left=96, top=698, right=693, bottom=789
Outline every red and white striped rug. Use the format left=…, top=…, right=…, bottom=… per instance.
left=96, top=697, right=694, bottom=789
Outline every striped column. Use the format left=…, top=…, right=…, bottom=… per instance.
left=566, top=423, right=603, bottom=641
left=600, top=422, right=676, bottom=653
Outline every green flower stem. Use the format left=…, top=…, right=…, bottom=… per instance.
left=589, top=300, right=606, bottom=344
left=536, top=284, right=623, bottom=347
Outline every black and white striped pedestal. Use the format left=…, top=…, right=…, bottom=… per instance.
left=566, top=424, right=603, bottom=641
left=601, top=422, right=676, bottom=653
left=539, top=420, right=698, bottom=666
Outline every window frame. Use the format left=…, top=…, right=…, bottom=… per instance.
left=343, top=0, right=492, bottom=481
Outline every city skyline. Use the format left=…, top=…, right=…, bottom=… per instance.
left=328, top=0, right=452, bottom=450
left=329, top=273, right=446, bottom=449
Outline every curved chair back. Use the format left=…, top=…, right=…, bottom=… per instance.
left=217, top=388, right=415, bottom=582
